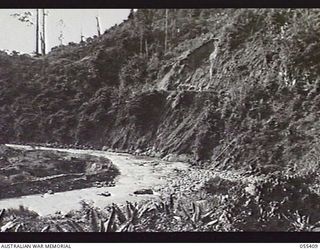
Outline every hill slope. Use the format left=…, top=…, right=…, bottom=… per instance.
left=1, top=9, right=320, bottom=167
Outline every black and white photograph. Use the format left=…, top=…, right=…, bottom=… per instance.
left=0, top=6, right=320, bottom=240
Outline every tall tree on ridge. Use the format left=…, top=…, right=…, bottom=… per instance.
left=137, top=9, right=153, bottom=57
left=36, top=9, right=39, bottom=55
left=96, top=16, right=101, bottom=37
left=57, top=19, right=66, bottom=45
left=164, top=9, right=168, bottom=53
left=40, top=9, right=47, bottom=55
left=11, top=10, right=40, bottom=55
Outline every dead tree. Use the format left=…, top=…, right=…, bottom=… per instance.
left=209, top=39, right=220, bottom=80
left=11, top=10, right=40, bottom=55
left=41, top=9, right=47, bottom=55
left=164, top=9, right=169, bottom=53
left=57, top=19, right=66, bottom=45
left=96, top=16, right=101, bottom=37
left=36, top=9, right=39, bottom=55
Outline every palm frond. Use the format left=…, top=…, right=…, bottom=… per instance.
left=89, top=208, right=100, bottom=232
left=0, top=209, right=5, bottom=222
left=1, top=221, right=17, bottom=232
left=113, top=203, right=127, bottom=224
left=99, top=219, right=106, bottom=232
left=15, top=223, right=23, bottom=232
left=105, top=206, right=116, bottom=232
left=55, top=223, right=66, bottom=232
left=41, top=225, right=50, bottom=232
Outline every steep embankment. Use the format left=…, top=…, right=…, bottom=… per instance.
left=1, top=9, right=320, bottom=170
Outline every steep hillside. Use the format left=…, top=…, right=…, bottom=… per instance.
left=1, top=9, right=320, bottom=169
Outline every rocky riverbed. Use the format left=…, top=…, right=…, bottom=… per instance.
left=0, top=144, right=189, bottom=216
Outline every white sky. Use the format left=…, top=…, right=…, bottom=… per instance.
left=0, top=9, right=130, bottom=54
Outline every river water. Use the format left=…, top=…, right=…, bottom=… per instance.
left=0, top=144, right=188, bottom=216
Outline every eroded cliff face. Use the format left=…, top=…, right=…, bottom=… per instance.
left=1, top=9, right=320, bottom=170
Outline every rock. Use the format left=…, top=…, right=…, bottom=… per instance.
left=135, top=149, right=142, bottom=155
left=162, top=153, right=181, bottom=162
left=245, top=183, right=257, bottom=196
left=64, top=213, right=72, bottom=218
left=95, top=183, right=103, bottom=188
left=47, top=190, right=54, bottom=195
left=98, top=191, right=111, bottom=197
left=154, top=152, right=162, bottom=157
left=133, top=189, right=153, bottom=195
left=102, top=146, right=108, bottom=151
left=178, top=154, right=189, bottom=161
left=162, top=154, right=172, bottom=161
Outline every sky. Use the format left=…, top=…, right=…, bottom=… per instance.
left=0, top=9, right=130, bottom=54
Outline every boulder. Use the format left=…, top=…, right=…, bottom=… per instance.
left=47, top=190, right=54, bottom=195
left=133, top=189, right=153, bottom=195
left=95, top=182, right=103, bottom=188
left=162, top=154, right=178, bottom=162
left=107, top=180, right=116, bottom=187
left=135, top=149, right=142, bottom=155
left=99, top=191, right=111, bottom=197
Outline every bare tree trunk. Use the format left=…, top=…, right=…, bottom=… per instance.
left=41, top=9, right=46, bottom=55
left=164, top=9, right=168, bottom=53
left=40, top=32, right=44, bottom=55
left=96, top=16, right=101, bottom=36
left=36, top=9, right=39, bottom=55
left=172, top=16, right=176, bottom=39
left=40, top=32, right=43, bottom=56
left=80, top=30, right=84, bottom=42
left=145, top=39, right=148, bottom=57
left=140, top=28, right=143, bottom=56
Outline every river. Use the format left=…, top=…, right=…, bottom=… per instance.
left=0, top=144, right=188, bottom=216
